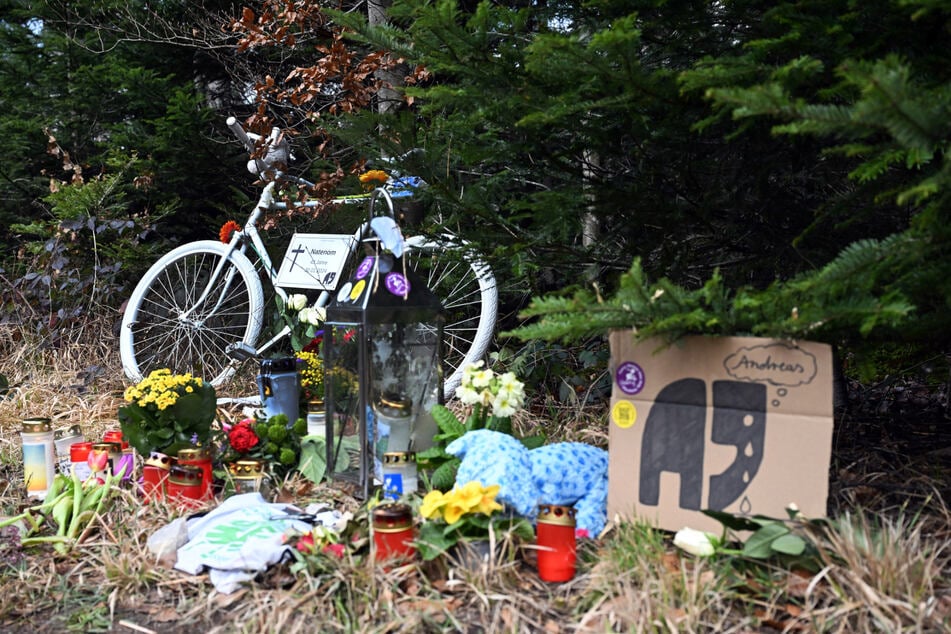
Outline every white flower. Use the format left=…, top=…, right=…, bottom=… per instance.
left=460, top=361, right=485, bottom=389
left=470, top=368, right=494, bottom=389
left=298, top=306, right=325, bottom=326
left=673, top=527, right=718, bottom=557
left=287, top=293, right=308, bottom=311
left=456, top=385, right=481, bottom=405
left=498, top=371, right=524, bottom=393
left=496, top=377, right=525, bottom=402
left=491, top=391, right=520, bottom=418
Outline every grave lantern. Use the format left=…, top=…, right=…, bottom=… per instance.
left=323, top=221, right=444, bottom=499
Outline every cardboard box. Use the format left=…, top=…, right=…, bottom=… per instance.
left=607, top=333, right=833, bottom=534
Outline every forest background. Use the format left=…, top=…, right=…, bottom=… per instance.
left=1, top=0, right=949, bottom=388
left=0, top=1, right=949, bottom=631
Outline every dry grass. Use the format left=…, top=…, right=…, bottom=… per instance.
left=0, top=319, right=950, bottom=633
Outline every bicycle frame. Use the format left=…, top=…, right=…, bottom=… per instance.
left=189, top=171, right=395, bottom=361
left=120, top=117, right=497, bottom=394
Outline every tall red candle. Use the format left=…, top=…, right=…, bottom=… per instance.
left=142, top=451, right=172, bottom=502
left=177, top=446, right=213, bottom=500
left=536, top=504, right=577, bottom=582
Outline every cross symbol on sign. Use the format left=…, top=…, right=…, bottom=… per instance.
left=288, top=244, right=306, bottom=270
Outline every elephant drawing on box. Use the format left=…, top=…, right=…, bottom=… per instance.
left=638, top=378, right=766, bottom=511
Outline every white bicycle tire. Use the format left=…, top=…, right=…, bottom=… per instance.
left=403, top=234, right=498, bottom=398
left=119, top=240, right=265, bottom=387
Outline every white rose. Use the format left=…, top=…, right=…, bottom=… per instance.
left=673, top=527, right=718, bottom=557
left=299, top=306, right=325, bottom=326
left=287, top=293, right=308, bottom=311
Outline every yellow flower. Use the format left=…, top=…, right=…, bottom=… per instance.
left=443, top=500, right=468, bottom=525
left=454, top=481, right=486, bottom=513
left=358, top=170, right=389, bottom=184
left=419, top=489, right=446, bottom=519
left=476, top=484, right=503, bottom=515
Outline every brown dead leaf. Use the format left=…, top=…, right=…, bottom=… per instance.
left=212, top=589, right=247, bottom=608
left=396, top=598, right=449, bottom=617
left=754, top=605, right=808, bottom=631
left=786, top=569, right=814, bottom=598
left=500, top=605, right=514, bottom=629
left=150, top=607, right=180, bottom=623
left=543, top=618, right=561, bottom=633
left=666, top=607, right=687, bottom=625
left=661, top=552, right=681, bottom=573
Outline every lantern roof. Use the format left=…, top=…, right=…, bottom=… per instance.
left=325, top=254, right=443, bottom=324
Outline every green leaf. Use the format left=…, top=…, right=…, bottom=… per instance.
left=486, top=415, right=512, bottom=434
left=430, top=459, right=459, bottom=491
left=741, top=522, right=790, bottom=559
left=464, top=404, right=484, bottom=432
left=770, top=533, right=807, bottom=556
left=417, top=520, right=456, bottom=560
left=297, top=437, right=328, bottom=484
left=415, top=446, right=448, bottom=461
left=701, top=509, right=762, bottom=533
left=519, top=434, right=546, bottom=450
left=431, top=405, right=465, bottom=437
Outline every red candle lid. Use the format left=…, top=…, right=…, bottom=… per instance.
left=537, top=504, right=576, bottom=527
left=70, top=441, right=93, bottom=460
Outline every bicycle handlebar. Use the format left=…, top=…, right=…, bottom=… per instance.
left=227, top=116, right=289, bottom=176
left=226, top=116, right=258, bottom=153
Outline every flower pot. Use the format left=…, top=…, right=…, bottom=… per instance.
left=450, top=539, right=497, bottom=572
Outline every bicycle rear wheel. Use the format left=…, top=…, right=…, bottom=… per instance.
left=119, top=240, right=265, bottom=387
left=403, top=235, right=497, bottom=398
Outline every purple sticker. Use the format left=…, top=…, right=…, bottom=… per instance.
left=615, top=361, right=645, bottom=395
left=355, top=256, right=375, bottom=281
left=385, top=272, right=411, bottom=297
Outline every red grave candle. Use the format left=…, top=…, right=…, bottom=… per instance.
left=176, top=446, right=213, bottom=500
left=372, top=503, right=416, bottom=564
left=142, top=451, right=172, bottom=502
left=536, top=504, right=577, bottom=582
left=166, top=464, right=205, bottom=508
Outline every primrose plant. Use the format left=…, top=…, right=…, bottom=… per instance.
left=418, top=362, right=542, bottom=490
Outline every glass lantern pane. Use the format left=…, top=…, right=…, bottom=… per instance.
left=325, top=324, right=365, bottom=486
left=367, top=322, right=442, bottom=471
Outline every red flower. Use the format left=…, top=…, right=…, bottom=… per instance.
left=302, top=333, right=323, bottom=354
left=228, top=421, right=259, bottom=453
left=322, top=543, right=345, bottom=559
left=295, top=533, right=316, bottom=554
left=219, top=220, right=241, bottom=243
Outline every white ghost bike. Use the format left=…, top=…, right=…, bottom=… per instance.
left=118, top=117, right=497, bottom=398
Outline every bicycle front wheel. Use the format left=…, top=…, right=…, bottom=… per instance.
left=403, top=235, right=498, bottom=398
left=119, top=240, right=265, bottom=387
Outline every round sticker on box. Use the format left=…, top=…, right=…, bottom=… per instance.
left=355, top=256, right=375, bottom=280
left=611, top=401, right=637, bottom=429
left=336, top=282, right=352, bottom=303
left=349, top=279, right=367, bottom=301
left=615, top=361, right=645, bottom=395
left=385, top=272, right=410, bottom=297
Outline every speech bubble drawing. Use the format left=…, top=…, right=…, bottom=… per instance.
left=723, top=343, right=818, bottom=387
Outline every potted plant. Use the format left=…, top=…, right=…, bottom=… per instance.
left=416, top=480, right=534, bottom=563
left=118, top=369, right=217, bottom=458
left=418, top=362, right=543, bottom=490
left=217, top=413, right=309, bottom=483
